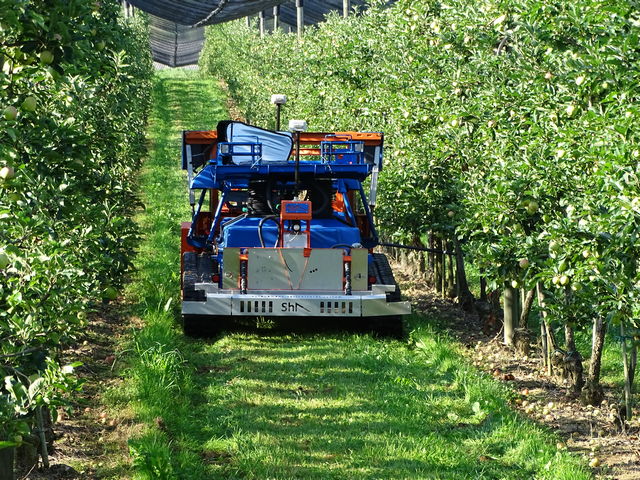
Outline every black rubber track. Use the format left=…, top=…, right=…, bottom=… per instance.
left=182, top=252, right=218, bottom=302
left=371, top=253, right=402, bottom=302
left=369, top=253, right=404, bottom=338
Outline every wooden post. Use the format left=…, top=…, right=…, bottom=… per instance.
left=273, top=5, right=280, bottom=31
left=504, top=286, right=517, bottom=345
left=296, top=0, right=304, bottom=39
left=259, top=11, right=265, bottom=38
left=343, top=0, right=351, bottom=17
left=246, top=15, right=250, bottom=28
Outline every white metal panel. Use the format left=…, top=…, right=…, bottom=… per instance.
left=222, top=247, right=240, bottom=289
left=361, top=297, right=411, bottom=316
left=247, top=249, right=289, bottom=289
left=182, top=295, right=233, bottom=315
left=232, top=294, right=361, bottom=316
left=183, top=293, right=410, bottom=317
left=350, top=248, right=368, bottom=291
left=248, top=248, right=343, bottom=291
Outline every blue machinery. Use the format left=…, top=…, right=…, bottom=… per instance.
left=179, top=121, right=410, bottom=333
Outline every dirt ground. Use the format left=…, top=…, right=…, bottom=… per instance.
left=399, top=269, right=640, bottom=480
left=15, top=302, right=138, bottom=480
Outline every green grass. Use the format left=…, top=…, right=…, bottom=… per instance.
left=105, top=69, right=591, bottom=479
left=182, top=321, right=591, bottom=479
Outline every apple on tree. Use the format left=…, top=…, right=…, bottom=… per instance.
left=0, top=165, right=15, bottom=181
left=0, top=251, right=9, bottom=270
left=40, top=50, right=54, bottom=64
left=3, top=106, right=18, bottom=120
left=21, top=96, right=37, bottom=112
left=0, top=252, right=9, bottom=270
left=103, top=286, right=118, bottom=301
left=526, top=200, right=539, bottom=215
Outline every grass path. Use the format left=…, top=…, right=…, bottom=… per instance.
left=111, top=70, right=591, bottom=479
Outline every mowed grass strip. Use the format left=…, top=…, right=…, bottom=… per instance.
left=111, top=70, right=589, bottom=479
left=188, top=321, right=590, bottom=480
left=105, top=69, right=226, bottom=478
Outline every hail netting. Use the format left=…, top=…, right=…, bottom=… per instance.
left=127, top=0, right=377, bottom=67
left=149, top=16, right=204, bottom=67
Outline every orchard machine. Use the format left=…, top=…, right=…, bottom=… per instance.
left=180, top=108, right=410, bottom=336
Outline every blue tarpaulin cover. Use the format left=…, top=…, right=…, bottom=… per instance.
left=220, top=217, right=361, bottom=249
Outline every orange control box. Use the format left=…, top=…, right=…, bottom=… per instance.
left=280, top=200, right=312, bottom=221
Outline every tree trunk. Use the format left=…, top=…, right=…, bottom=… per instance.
left=536, top=283, right=555, bottom=375
left=563, top=323, right=584, bottom=395
left=446, top=242, right=455, bottom=297
left=513, top=328, right=531, bottom=356
left=630, top=340, right=637, bottom=390
left=434, top=237, right=442, bottom=292
left=411, top=235, right=425, bottom=276
left=428, top=232, right=435, bottom=276
left=503, top=286, right=518, bottom=346
left=581, top=316, right=607, bottom=406
left=565, top=323, right=577, bottom=352
left=0, top=447, right=14, bottom=480
left=400, top=249, right=408, bottom=270
left=540, top=320, right=548, bottom=367
left=480, top=275, right=487, bottom=302
left=519, top=288, right=536, bottom=329
left=453, top=237, right=475, bottom=312
left=440, top=241, right=446, bottom=298
left=621, top=322, right=633, bottom=420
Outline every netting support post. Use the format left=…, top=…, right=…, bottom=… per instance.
left=296, top=0, right=304, bottom=39
left=343, top=0, right=351, bottom=17
left=173, top=22, right=178, bottom=68
left=259, top=11, right=265, bottom=38
left=273, top=5, right=280, bottom=31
